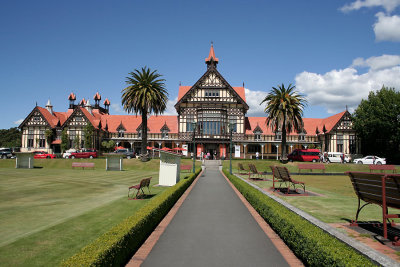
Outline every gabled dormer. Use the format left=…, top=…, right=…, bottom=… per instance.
left=160, top=122, right=170, bottom=139
left=117, top=121, right=126, bottom=138
left=253, top=124, right=263, bottom=141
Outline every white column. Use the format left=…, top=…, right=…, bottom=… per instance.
left=243, top=144, right=247, bottom=159
left=290, top=145, right=293, bottom=153
left=261, top=144, right=265, bottom=159
left=276, top=145, right=279, bottom=160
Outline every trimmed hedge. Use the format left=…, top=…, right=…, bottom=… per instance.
left=223, top=169, right=377, bottom=267
left=62, top=169, right=201, bottom=267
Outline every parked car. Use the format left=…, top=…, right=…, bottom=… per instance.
left=114, top=148, right=135, bottom=159
left=62, top=148, right=77, bottom=159
left=33, top=151, right=56, bottom=159
left=326, top=152, right=351, bottom=163
left=353, top=156, right=386, bottom=165
left=0, top=148, right=13, bottom=159
left=69, top=149, right=97, bottom=159
left=288, top=149, right=320, bottom=162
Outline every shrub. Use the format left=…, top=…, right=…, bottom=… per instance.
left=62, top=169, right=201, bottom=266
left=223, top=169, right=377, bottom=267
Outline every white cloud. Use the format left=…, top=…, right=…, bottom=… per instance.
left=295, top=54, right=400, bottom=113
left=245, top=88, right=268, bottom=117
left=341, top=0, right=400, bottom=13
left=111, top=103, right=123, bottom=113
left=351, top=54, right=400, bottom=70
left=373, top=12, right=400, bottom=41
left=163, top=97, right=178, bottom=115
left=14, top=119, right=23, bottom=125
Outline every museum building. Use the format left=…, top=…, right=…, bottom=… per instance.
left=19, top=45, right=360, bottom=159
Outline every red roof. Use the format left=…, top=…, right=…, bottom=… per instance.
left=94, top=92, right=101, bottom=100
left=205, top=44, right=219, bottom=63
left=245, top=111, right=346, bottom=136
left=51, top=140, right=62, bottom=144
left=68, top=93, right=76, bottom=100
left=37, top=107, right=59, bottom=128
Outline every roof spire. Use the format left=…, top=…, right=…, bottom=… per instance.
left=205, top=42, right=219, bottom=69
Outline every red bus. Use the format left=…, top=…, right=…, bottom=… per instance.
left=287, top=149, right=320, bottom=162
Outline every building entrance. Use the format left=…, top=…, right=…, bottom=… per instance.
left=204, top=144, right=218, bottom=160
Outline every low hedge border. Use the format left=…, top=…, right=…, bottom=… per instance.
left=223, top=169, right=377, bottom=267
left=62, top=169, right=201, bottom=267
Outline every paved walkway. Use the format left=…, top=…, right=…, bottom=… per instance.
left=141, top=161, right=290, bottom=267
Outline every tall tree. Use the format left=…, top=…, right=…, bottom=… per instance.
left=0, top=127, right=22, bottom=148
left=83, top=124, right=94, bottom=149
left=352, top=86, right=400, bottom=162
left=260, top=84, right=307, bottom=161
left=121, top=67, right=168, bottom=161
left=61, top=129, right=69, bottom=153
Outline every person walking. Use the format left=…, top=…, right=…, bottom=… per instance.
left=256, top=151, right=259, bottom=160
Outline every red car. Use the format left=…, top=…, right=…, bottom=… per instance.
left=33, top=151, right=56, bottom=159
left=288, top=149, right=320, bottom=162
left=69, top=149, right=97, bottom=159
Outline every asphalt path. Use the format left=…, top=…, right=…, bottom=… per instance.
left=142, top=161, right=289, bottom=267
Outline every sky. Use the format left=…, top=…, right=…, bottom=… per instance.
left=1, top=0, right=400, bottom=129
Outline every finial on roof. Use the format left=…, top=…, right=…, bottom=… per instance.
left=179, top=81, right=181, bottom=86
left=68, top=92, right=76, bottom=100
left=35, top=101, right=37, bottom=107
left=243, top=82, right=245, bottom=88
left=205, top=43, right=219, bottom=68
left=211, top=41, right=213, bottom=46
left=346, top=105, right=348, bottom=112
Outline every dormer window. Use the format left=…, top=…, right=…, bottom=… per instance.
left=255, top=132, right=262, bottom=141
left=138, top=130, right=142, bottom=138
left=162, top=132, right=169, bottom=139
left=118, top=130, right=124, bottom=138
left=160, top=122, right=170, bottom=139
left=275, top=132, right=282, bottom=141
left=298, top=134, right=305, bottom=141
left=253, top=124, right=263, bottom=141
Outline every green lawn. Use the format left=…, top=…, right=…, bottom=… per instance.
left=0, top=158, right=199, bottom=266
left=225, top=159, right=400, bottom=223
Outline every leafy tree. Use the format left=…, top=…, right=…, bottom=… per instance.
left=121, top=67, right=168, bottom=161
left=45, top=129, right=53, bottom=146
left=352, top=86, right=400, bottom=162
left=74, top=135, right=80, bottom=150
left=260, top=83, right=307, bottom=162
left=61, top=129, right=69, bottom=152
left=0, top=127, right=21, bottom=148
left=101, top=140, right=115, bottom=153
left=83, top=124, right=94, bottom=149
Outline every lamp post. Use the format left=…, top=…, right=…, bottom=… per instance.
left=228, top=122, right=236, bottom=175
left=192, top=122, right=197, bottom=173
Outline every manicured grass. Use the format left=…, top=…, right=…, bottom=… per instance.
left=0, top=158, right=199, bottom=266
left=225, top=159, right=400, bottom=223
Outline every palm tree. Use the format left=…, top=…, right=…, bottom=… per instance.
left=121, top=67, right=168, bottom=161
left=260, top=83, right=307, bottom=162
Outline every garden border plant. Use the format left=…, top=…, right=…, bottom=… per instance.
left=62, top=169, right=201, bottom=267
left=222, top=169, right=377, bottom=267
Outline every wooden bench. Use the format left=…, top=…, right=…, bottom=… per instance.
left=72, top=162, right=95, bottom=169
left=237, top=163, right=248, bottom=175
left=181, top=165, right=192, bottom=172
left=276, top=166, right=306, bottom=194
left=298, top=163, right=325, bottom=173
left=369, top=164, right=396, bottom=173
left=270, top=165, right=284, bottom=191
left=128, top=177, right=152, bottom=199
left=347, top=172, right=400, bottom=242
left=248, top=164, right=267, bottom=180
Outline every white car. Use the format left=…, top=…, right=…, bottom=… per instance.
left=62, top=149, right=77, bottom=159
left=353, top=156, right=386, bottom=165
left=326, top=152, right=351, bottom=163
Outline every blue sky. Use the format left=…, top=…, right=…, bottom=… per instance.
left=1, top=0, right=400, bottom=129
